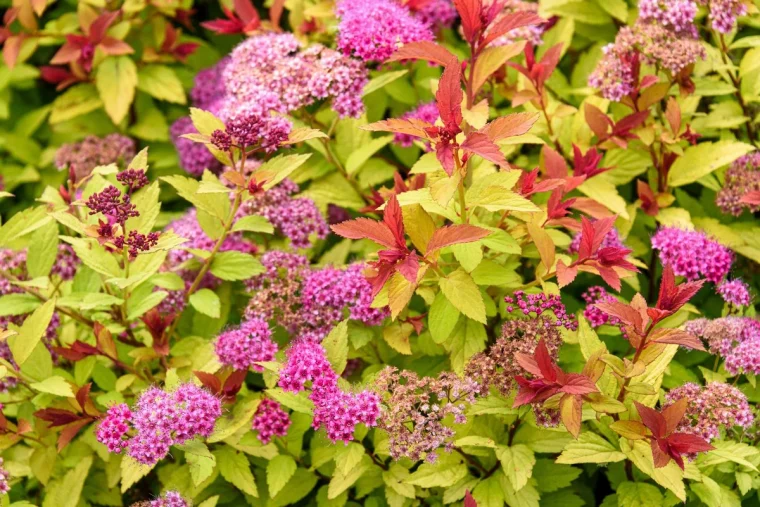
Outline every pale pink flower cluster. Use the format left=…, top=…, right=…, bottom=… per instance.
left=278, top=340, right=380, bottom=443
left=96, top=383, right=221, bottom=465
left=214, top=317, right=278, bottom=371
left=223, top=32, right=368, bottom=118
left=665, top=382, right=754, bottom=441
left=149, top=491, right=188, bottom=507
left=702, top=0, right=746, bottom=33
left=483, top=0, right=548, bottom=47
left=651, top=227, right=733, bottom=283
left=686, top=317, right=760, bottom=375
left=251, top=399, right=291, bottom=444
left=716, top=152, right=760, bottom=216
left=336, top=0, right=434, bottom=62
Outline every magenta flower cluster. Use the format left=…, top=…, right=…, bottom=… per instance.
left=278, top=340, right=380, bottom=443
left=582, top=286, right=623, bottom=328
left=411, top=0, right=458, bottom=31
left=651, top=227, right=733, bottom=283
left=686, top=317, right=760, bottom=375
left=96, top=383, right=221, bottom=465
left=251, top=399, right=291, bottom=444
left=717, top=279, right=752, bottom=307
left=241, top=179, right=329, bottom=250
left=214, top=317, right=278, bottom=371
left=0, top=458, right=9, bottom=495
left=504, top=290, right=578, bottom=330
left=335, top=0, right=434, bottom=62
left=665, top=382, right=754, bottom=441
left=147, top=491, right=188, bottom=507
left=716, top=152, right=760, bottom=216
left=171, top=116, right=223, bottom=177
left=393, top=102, right=440, bottom=149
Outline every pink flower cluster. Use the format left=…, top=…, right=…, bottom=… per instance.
left=664, top=382, right=754, bottom=441
left=190, top=57, right=229, bottom=110
left=241, top=180, right=329, bottom=250
left=336, top=0, right=434, bottom=62
left=213, top=102, right=292, bottom=153
left=411, top=0, right=458, bottom=31
left=716, top=152, right=760, bottom=216
left=582, top=286, right=623, bottom=328
left=651, top=227, right=733, bottom=283
left=703, top=0, right=746, bottom=33
left=215, top=317, right=278, bottom=371
left=504, top=290, right=578, bottom=330
left=96, top=383, right=221, bottom=465
left=483, top=0, right=548, bottom=47
left=393, top=102, right=440, bottom=149
left=686, top=317, right=760, bottom=375
left=278, top=340, right=380, bottom=443
left=717, top=279, right=752, bottom=307
left=55, top=134, right=135, bottom=183
left=0, top=458, right=9, bottom=495
left=223, top=32, right=368, bottom=118
left=251, top=399, right=291, bottom=444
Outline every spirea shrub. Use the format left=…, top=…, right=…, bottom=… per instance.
left=1, top=0, right=760, bottom=506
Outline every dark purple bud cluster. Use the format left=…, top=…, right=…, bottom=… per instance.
left=116, top=169, right=149, bottom=193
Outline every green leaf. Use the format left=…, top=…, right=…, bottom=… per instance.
left=208, top=397, right=261, bottom=443
left=210, top=251, right=264, bottom=281
left=499, top=471, right=540, bottom=507
left=532, top=459, right=582, bottom=493
left=577, top=176, right=629, bottom=219
left=8, top=299, right=55, bottom=366
left=362, top=70, right=408, bottom=96
left=137, top=65, right=186, bottom=104
left=26, top=220, right=58, bottom=278
left=126, top=290, right=167, bottom=320
left=181, top=440, right=217, bottom=486
left=446, top=317, right=487, bottom=375
left=496, top=444, right=535, bottom=491
left=439, top=268, right=486, bottom=324
left=335, top=442, right=365, bottom=477
left=0, top=293, right=40, bottom=316
left=41, top=456, right=92, bottom=507
left=161, top=173, right=230, bottom=221
left=328, top=455, right=371, bottom=499
left=189, top=289, right=221, bottom=319
left=383, top=464, right=416, bottom=499
left=266, top=388, right=314, bottom=414
left=404, top=455, right=468, bottom=487
left=96, top=56, right=138, bottom=124
left=346, top=136, right=393, bottom=175
left=257, top=153, right=312, bottom=190
left=667, top=141, right=754, bottom=187
left=232, top=215, right=274, bottom=234
left=555, top=432, right=626, bottom=464
left=119, top=456, right=154, bottom=493
left=429, top=291, right=460, bottom=343
left=322, top=320, right=348, bottom=374
left=30, top=376, right=73, bottom=397
left=49, top=84, right=103, bottom=124
left=472, top=473, right=505, bottom=507
left=617, top=481, right=664, bottom=507
left=64, top=238, right=122, bottom=278
left=214, top=446, right=258, bottom=497
left=268, top=454, right=297, bottom=497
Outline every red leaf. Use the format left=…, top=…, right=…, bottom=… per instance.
left=650, top=328, right=705, bottom=351
left=89, top=11, right=120, bottom=42
left=594, top=300, right=643, bottom=331
left=591, top=216, right=617, bottom=253
left=537, top=44, right=563, bottom=82
left=480, top=112, right=539, bottom=141
left=426, top=224, right=492, bottom=253
left=651, top=439, right=673, bottom=468
left=534, top=340, right=557, bottom=382
left=578, top=216, right=595, bottom=260
left=222, top=369, right=248, bottom=398
left=436, top=62, right=463, bottom=128
left=387, top=41, right=457, bottom=67
left=655, top=264, right=704, bottom=316
left=515, top=353, right=542, bottom=377
left=201, top=18, right=244, bottom=34
left=542, top=145, right=568, bottom=179
left=482, top=11, right=543, bottom=47
left=637, top=180, right=659, bottom=216
left=584, top=103, right=612, bottom=139
left=436, top=142, right=456, bottom=176
left=667, top=433, right=715, bottom=455
left=461, top=132, right=507, bottom=167
left=396, top=251, right=420, bottom=284
left=464, top=490, right=478, bottom=507
left=556, top=260, right=578, bottom=288
left=99, top=37, right=134, bottom=57
left=634, top=401, right=666, bottom=439
left=34, top=408, right=82, bottom=427
left=234, top=0, right=259, bottom=24
left=613, top=111, right=649, bottom=137
left=194, top=371, right=222, bottom=394
left=740, top=190, right=760, bottom=205
left=331, top=218, right=397, bottom=248
left=76, top=383, right=91, bottom=414
left=662, top=397, right=687, bottom=436
left=58, top=419, right=92, bottom=452
left=383, top=195, right=406, bottom=249
left=596, top=265, right=622, bottom=292
left=454, top=0, right=483, bottom=43
left=559, top=374, right=598, bottom=395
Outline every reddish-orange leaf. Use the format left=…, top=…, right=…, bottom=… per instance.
left=560, top=394, right=582, bottom=438
left=634, top=402, right=666, bottom=439
left=361, top=118, right=432, bottom=139
left=461, top=132, right=508, bottom=167
left=269, top=0, right=286, bottom=28
left=99, top=37, right=135, bottom=56
left=740, top=190, right=760, bottom=205
left=542, top=145, right=568, bottom=179
left=387, top=41, right=457, bottom=67
left=426, top=224, right=492, bottom=254
left=665, top=97, right=681, bottom=135
left=556, top=260, right=578, bottom=288
left=482, top=11, right=543, bottom=47
left=383, top=195, right=405, bottom=248
left=480, top=112, right=539, bottom=141
left=331, top=218, right=397, bottom=248
left=436, top=62, right=463, bottom=128
left=194, top=371, right=222, bottom=394
left=89, top=11, right=120, bottom=40
left=2, top=35, right=23, bottom=69
left=235, top=0, right=259, bottom=24
left=662, top=397, right=687, bottom=436
left=650, top=328, right=706, bottom=351
left=58, top=419, right=91, bottom=452
left=584, top=103, right=612, bottom=139
left=454, top=0, right=483, bottom=43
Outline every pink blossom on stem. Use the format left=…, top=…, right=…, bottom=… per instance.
left=215, top=317, right=278, bottom=371
left=251, top=399, right=291, bottom=444
left=717, top=279, right=752, bottom=307
left=651, top=227, right=733, bottom=283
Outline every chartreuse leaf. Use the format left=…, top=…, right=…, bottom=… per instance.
left=691, top=476, right=741, bottom=507
left=0, top=293, right=40, bottom=316
left=429, top=291, right=460, bottom=343
left=137, top=65, right=186, bottom=104
left=362, top=69, right=408, bottom=96
left=189, top=289, right=221, bottom=319
left=181, top=440, right=217, bottom=486
left=120, top=456, right=154, bottom=493
left=96, top=56, right=138, bottom=124
left=667, top=141, right=754, bottom=187
left=210, top=251, right=264, bottom=281
left=63, top=237, right=122, bottom=278
left=266, top=388, right=314, bottom=414
left=322, top=320, right=349, bottom=374
left=532, top=459, right=582, bottom=493
left=617, top=481, right=664, bottom=507
left=30, top=376, right=73, bottom=397
left=446, top=317, right=487, bottom=375
left=404, top=454, right=468, bottom=487
left=161, top=173, right=230, bottom=221
left=231, top=215, right=274, bottom=234
left=383, top=464, right=416, bottom=499
left=335, top=442, right=365, bottom=477
left=214, top=446, right=258, bottom=497
left=496, top=444, right=535, bottom=491
left=555, top=432, right=626, bottom=464
left=209, top=397, right=261, bottom=443
left=268, top=454, right=297, bottom=497
left=8, top=298, right=55, bottom=366
left=41, top=455, right=92, bottom=507
left=328, top=454, right=371, bottom=499
left=26, top=220, right=58, bottom=278
left=620, top=439, right=685, bottom=501
left=472, top=473, right=505, bottom=507
left=499, top=470, right=540, bottom=507
left=439, top=268, right=486, bottom=323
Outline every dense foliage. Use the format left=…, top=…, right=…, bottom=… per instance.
left=0, top=0, right=760, bottom=506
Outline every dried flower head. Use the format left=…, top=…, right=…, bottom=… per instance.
left=55, top=134, right=136, bottom=183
